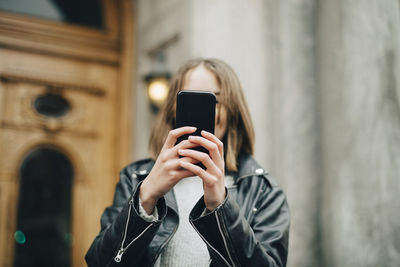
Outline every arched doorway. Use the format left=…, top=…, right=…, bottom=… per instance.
left=14, top=147, right=74, bottom=267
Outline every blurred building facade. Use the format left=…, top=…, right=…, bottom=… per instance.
left=134, top=1, right=400, bottom=267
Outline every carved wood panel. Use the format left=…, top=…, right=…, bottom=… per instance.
left=0, top=0, right=135, bottom=266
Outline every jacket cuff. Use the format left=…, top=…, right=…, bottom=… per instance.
left=131, top=181, right=166, bottom=223
left=138, top=194, right=160, bottom=222
left=189, top=188, right=236, bottom=266
left=190, top=187, right=228, bottom=219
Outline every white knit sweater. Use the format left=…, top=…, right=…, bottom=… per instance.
left=139, top=175, right=234, bottom=267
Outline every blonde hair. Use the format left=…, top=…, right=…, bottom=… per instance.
left=149, top=58, right=254, bottom=171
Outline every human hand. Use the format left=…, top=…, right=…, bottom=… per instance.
left=178, top=130, right=225, bottom=211
left=140, top=127, right=198, bottom=214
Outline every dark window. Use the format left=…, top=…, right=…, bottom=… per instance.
left=14, top=147, right=74, bottom=267
left=34, top=93, right=70, bottom=118
left=0, top=0, right=104, bottom=29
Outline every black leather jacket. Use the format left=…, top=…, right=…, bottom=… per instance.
left=86, top=153, right=290, bottom=267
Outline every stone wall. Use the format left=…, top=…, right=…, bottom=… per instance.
left=266, top=1, right=321, bottom=266
left=319, top=1, right=400, bottom=266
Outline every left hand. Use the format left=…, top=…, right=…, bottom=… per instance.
left=178, top=130, right=225, bottom=211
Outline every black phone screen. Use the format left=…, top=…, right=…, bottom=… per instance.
left=175, top=90, right=216, bottom=152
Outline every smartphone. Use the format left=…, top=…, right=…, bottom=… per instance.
left=175, top=90, right=216, bottom=155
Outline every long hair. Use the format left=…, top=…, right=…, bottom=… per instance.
left=149, top=58, right=254, bottom=171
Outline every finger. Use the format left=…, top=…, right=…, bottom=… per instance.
left=164, top=139, right=199, bottom=160
left=179, top=156, right=198, bottom=164
left=188, top=135, right=223, bottom=165
left=201, top=130, right=224, bottom=157
left=179, top=160, right=216, bottom=185
left=162, top=127, right=196, bottom=150
left=178, top=148, right=219, bottom=173
left=174, top=168, right=195, bottom=180
left=160, top=158, right=196, bottom=181
left=160, top=140, right=196, bottom=162
left=174, top=139, right=198, bottom=151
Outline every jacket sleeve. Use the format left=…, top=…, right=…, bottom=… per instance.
left=85, top=168, right=167, bottom=267
left=189, top=184, right=290, bottom=267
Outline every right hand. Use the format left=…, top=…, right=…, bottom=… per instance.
left=139, top=127, right=198, bottom=214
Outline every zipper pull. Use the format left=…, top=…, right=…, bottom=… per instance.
left=114, top=249, right=124, bottom=263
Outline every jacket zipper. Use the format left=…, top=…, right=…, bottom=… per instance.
left=114, top=198, right=155, bottom=263
left=215, top=210, right=237, bottom=267
left=190, top=220, right=232, bottom=267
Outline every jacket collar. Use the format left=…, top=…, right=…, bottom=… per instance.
left=234, top=153, right=268, bottom=183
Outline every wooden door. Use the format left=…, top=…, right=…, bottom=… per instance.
left=0, top=1, right=135, bottom=266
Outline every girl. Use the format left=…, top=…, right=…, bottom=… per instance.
left=86, top=58, right=290, bottom=267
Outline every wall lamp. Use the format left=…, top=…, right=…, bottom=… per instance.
left=144, top=52, right=171, bottom=112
